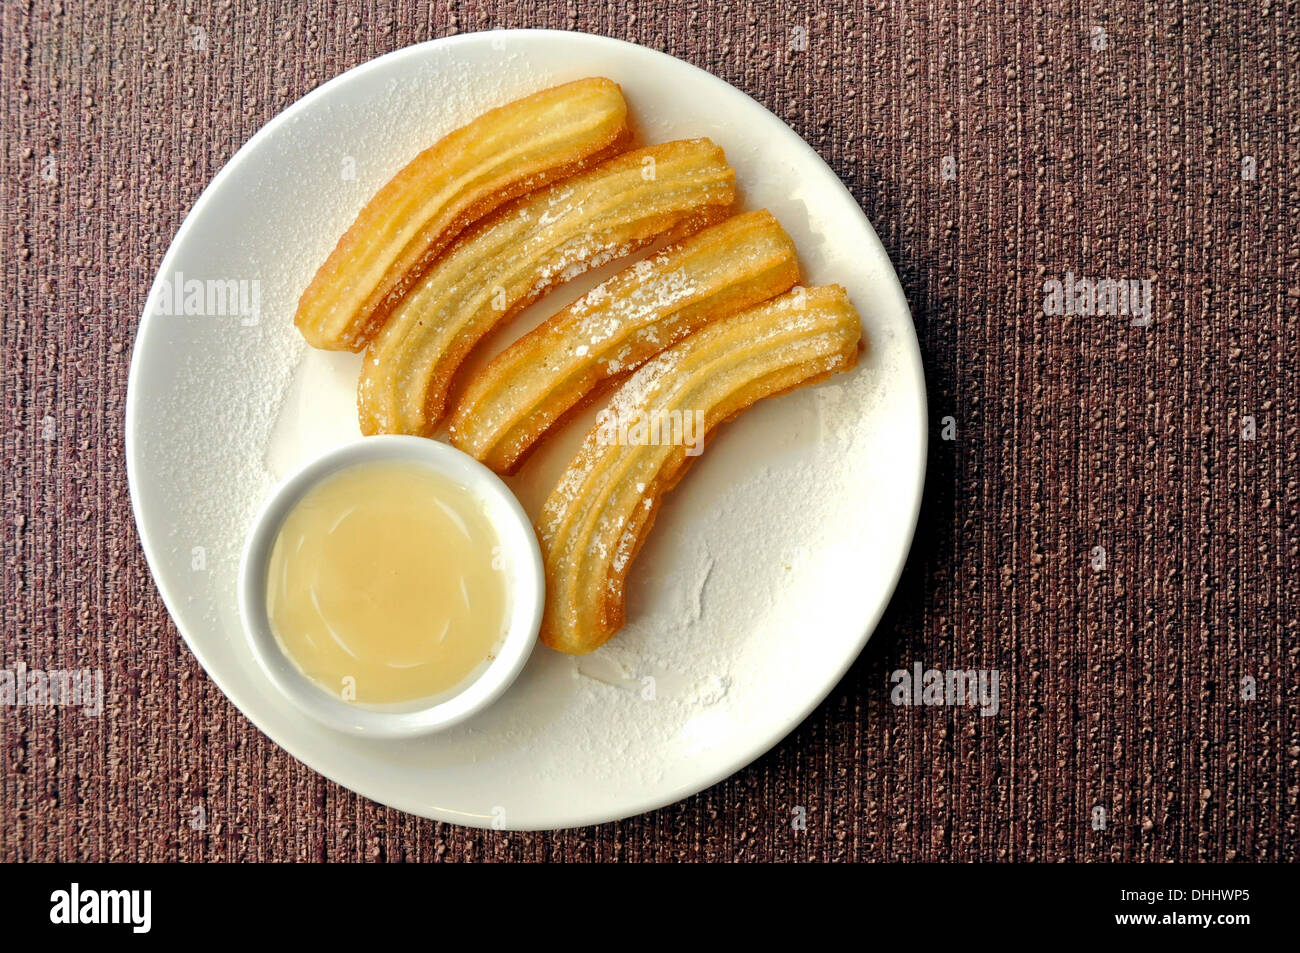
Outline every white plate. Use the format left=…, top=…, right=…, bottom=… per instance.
left=126, top=30, right=927, bottom=830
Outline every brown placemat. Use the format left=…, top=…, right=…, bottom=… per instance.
left=2, top=1, right=1296, bottom=861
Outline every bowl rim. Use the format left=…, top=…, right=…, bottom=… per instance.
left=236, top=434, right=545, bottom=738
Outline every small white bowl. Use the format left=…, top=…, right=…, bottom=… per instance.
left=237, top=435, right=544, bottom=738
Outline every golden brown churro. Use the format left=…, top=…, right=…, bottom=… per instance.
left=447, top=210, right=801, bottom=473
left=295, top=78, right=631, bottom=351
left=537, top=285, right=863, bottom=655
left=358, top=139, right=737, bottom=436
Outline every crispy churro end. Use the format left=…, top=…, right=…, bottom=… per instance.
left=294, top=76, right=636, bottom=353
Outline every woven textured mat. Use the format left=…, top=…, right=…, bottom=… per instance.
left=1, top=1, right=1296, bottom=860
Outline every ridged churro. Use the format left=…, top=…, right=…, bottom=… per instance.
left=447, top=210, right=801, bottom=473
left=537, top=285, right=863, bottom=655
left=295, top=78, right=631, bottom=351
left=358, top=139, right=737, bottom=436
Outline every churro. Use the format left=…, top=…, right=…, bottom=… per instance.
left=448, top=210, right=801, bottom=473
left=537, top=284, right=863, bottom=655
left=358, top=139, right=736, bottom=436
left=295, top=78, right=631, bottom=351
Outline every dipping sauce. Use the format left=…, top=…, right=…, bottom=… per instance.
left=265, top=459, right=508, bottom=705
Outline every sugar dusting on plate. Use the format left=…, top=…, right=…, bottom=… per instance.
left=137, top=52, right=551, bottom=613
left=135, top=43, right=909, bottom=804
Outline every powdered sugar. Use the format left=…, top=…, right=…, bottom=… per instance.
left=130, top=37, right=923, bottom=821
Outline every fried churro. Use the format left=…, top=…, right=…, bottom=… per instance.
left=358, top=139, right=737, bottom=436
left=447, top=210, right=801, bottom=473
left=537, top=285, right=863, bottom=655
left=295, top=78, right=631, bottom=352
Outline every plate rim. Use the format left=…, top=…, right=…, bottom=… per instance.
left=125, top=28, right=929, bottom=830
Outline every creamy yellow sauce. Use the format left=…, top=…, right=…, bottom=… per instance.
left=265, top=460, right=508, bottom=705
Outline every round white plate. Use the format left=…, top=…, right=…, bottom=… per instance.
left=126, top=30, right=927, bottom=830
